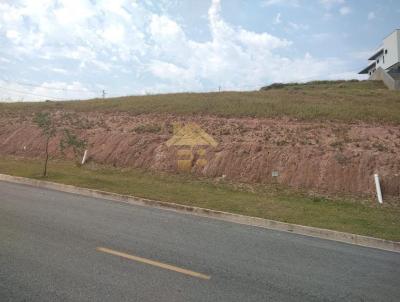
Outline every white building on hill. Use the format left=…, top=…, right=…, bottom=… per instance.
left=359, top=29, right=400, bottom=76
left=359, top=29, right=400, bottom=90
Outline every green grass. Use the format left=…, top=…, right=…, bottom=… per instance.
left=1, top=80, right=400, bottom=124
left=1, top=156, right=399, bottom=241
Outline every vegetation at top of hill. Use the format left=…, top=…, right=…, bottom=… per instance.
left=1, top=80, right=400, bottom=124
left=259, top=79, right=360, bottom=90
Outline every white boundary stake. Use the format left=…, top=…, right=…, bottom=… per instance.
left=374, top=174, right=383, bottom=204
left=81, top=150, right=88, bottom=165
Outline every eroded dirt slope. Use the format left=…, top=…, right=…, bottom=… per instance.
left=0, top=111, right=399, bottom=197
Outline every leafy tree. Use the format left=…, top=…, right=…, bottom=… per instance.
left=60, top=129, right=87, bottom=165
left=33, top=112, right=56, bottom=177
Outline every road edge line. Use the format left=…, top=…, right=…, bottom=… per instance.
left=1, top=173, right=399, bottom=253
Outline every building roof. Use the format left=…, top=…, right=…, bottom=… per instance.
left=358, top=62, right=376, bottom=74
left=368, top=48, right=384, bottom=60
left=367, top=29, right=400, bottom=60
left=382, top=28, right=400, bottom=40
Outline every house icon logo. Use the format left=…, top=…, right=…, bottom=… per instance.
left=165, top=123, right=218, bottom=172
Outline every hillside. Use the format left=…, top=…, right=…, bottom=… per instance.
left=1, top=80, right=400, bottom=124
left=0, top=80, right=399, bottom=201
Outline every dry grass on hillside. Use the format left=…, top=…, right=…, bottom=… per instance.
left=1, top=80, right=400, bottom=123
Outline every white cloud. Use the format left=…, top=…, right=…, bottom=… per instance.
left=311, top=32, right=331, bottom=40
left=0, top=57, right=11, bottom=63
left=367, top=12, right=375, bottom=20
left=149, top=61, right=190, bottom=80
left=53, top=0, right=94, bottom=26
left=339, top=6, right=351, bottom=15
left=262, top=0, right=299, bottom=7
left=144, top=0, right=346, bottom=90
left=6, top=29, right=20, bottom=41
left=320, top=0, right=351, bottom=19
left=288, top=22, right=309, bottom=31
left=274, top=13, right=282, bottom=24
left=326, top=71, right=365, bottom=81
left=51, top=68, right=68, bottom=74
left=149, top=14, right=183, bottom=38
left=0, top=0, right=356, bottom=100
left=320, top=0, right=345, bottom=9
left=320, top=0, right=351, bottom=17
left=237, top=28, right=291, bottom=49
left=33, top=81, right=95, bottom=99
left=0, top=0, right=147, bottom=64
left=102, top=24, right=126, bottom=44
left=350, top=50, right=374, bottom=60
left=0, top=80, right=96, bottom=102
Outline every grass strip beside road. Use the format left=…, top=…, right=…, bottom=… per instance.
left=0, top=156, right=399, bottom=241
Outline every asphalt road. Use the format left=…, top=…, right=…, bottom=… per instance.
left=1, top=181, right=399, bottom=302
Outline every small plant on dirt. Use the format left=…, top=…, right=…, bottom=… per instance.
left=276, top=140, right=289, bottom=146
left=334, top=153, right=349, bottom=165
left=219, top=128, right=231, bottom=135
left=33, top=112, right=56, bottom=177
left=330, top=140, right=344, bottom=148
left=60, top=129, right=88, bottom=165
left=133, top=123, right=161, bottom=134
left=372, top=142, right=388, bottom=152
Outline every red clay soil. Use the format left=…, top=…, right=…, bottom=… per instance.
left=0, top=111, right=399, bottom=198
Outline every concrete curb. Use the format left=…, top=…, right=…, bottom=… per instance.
left=1, top=173, right=399, bottom=253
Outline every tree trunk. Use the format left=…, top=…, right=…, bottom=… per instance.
left=43, top=136, right=50, bottom=177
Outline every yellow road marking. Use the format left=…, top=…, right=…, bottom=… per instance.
left=96, top=247, right=211, bottom=280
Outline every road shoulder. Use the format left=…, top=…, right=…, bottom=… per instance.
left=1, top=173, right=399, bottom=253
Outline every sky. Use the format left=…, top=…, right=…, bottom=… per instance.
left=0, top=0, right=399, bottom=101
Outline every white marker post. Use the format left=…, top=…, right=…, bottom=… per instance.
left=374, top=174, right=383, bottom=204
left=81, top=150, right=88, bottom=165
